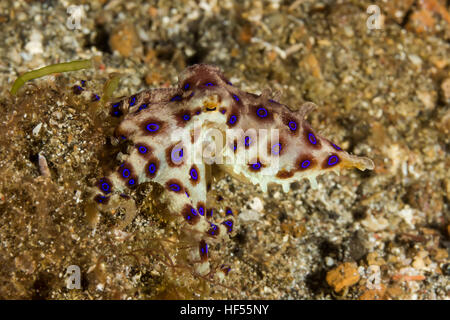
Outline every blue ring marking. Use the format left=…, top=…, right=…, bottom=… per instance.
left=120, top=135, right=126, bottom=140
left=288, top=121, right=297, bottom=131
left=198, top=207, right=204, bottom=216
left=301, top=160, right=311, bottom=169
left=122, top=168, right=130, bottom=178
left=221, top=265, right=231, bottom=273
left=185, top=191, right=189, bottom=198
left=224, top=221, right=233, bottom=227
left=122, top=169, right=131, bottom=178
left=191, top=208, right=197, bottom=216
left=221, top=109, right=226, bottom=114
left=195, top=110, right=201, bottom=115
left=73, top=85, right=84, bottom=94
left=252, top=162, right=261, bottom=170
left=271, top=143, right=282, bottom=155
left=148, top=163, right=156, bottom=174
left=269, top=99, right=277, bottom=103
left=138, top=146, right=147, bottom=154
left=182, top=114, right=190, bottom=121
left=205, top=82, right=214, bottom=86
left=327, top=155, right=339, bottom=166
left=80, top=80, right=86, bottom=87
left=92, top=94, right=100, bottom=101
left=208, top=209, right=214, bottom=218
left=169, top=183, right=181, bottom=192
left=101, top=182, right=110, bottom=192
left=332, top=143, right=342, bottom=151
left=129, top=96, right=136, bottom=106
left=227, top=81, right=233, bottom=85
left=183, top=83, right=190, bottom=90
left=232, top=94, right=239, bottom=102
left=308, top=132, right=317, bottom=145
left=200, top=242, right=208, bottom=255
left=229, top=115, right=237, bottom=124
left=209, top=224, right=218, bottom=235
left=190, top=168, right=198, bottom=180
left=95, top=195, right=107, bottom=203
left=171, top=147, right=183, bottom=163
left=232, top=142, right=237, bottom=151
left=256, top=107, right=268, bottom=118
left=244, top=136, right=251, bottom=147
left=128, top=179, right=135, bottom=186
left=146, top=123, right=159, bottom=132
left=113, top=110, right=120, bottom=116
left=171, top=95, right=182, bottom=101
left=138, top=104, right=148, bottom=111
left=226, top=208, right=233, bottom=216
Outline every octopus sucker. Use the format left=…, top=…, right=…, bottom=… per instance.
left=89, top=64, right=374, bottom=278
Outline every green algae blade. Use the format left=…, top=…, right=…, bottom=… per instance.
left=10, top=59, right=93, bottom=95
